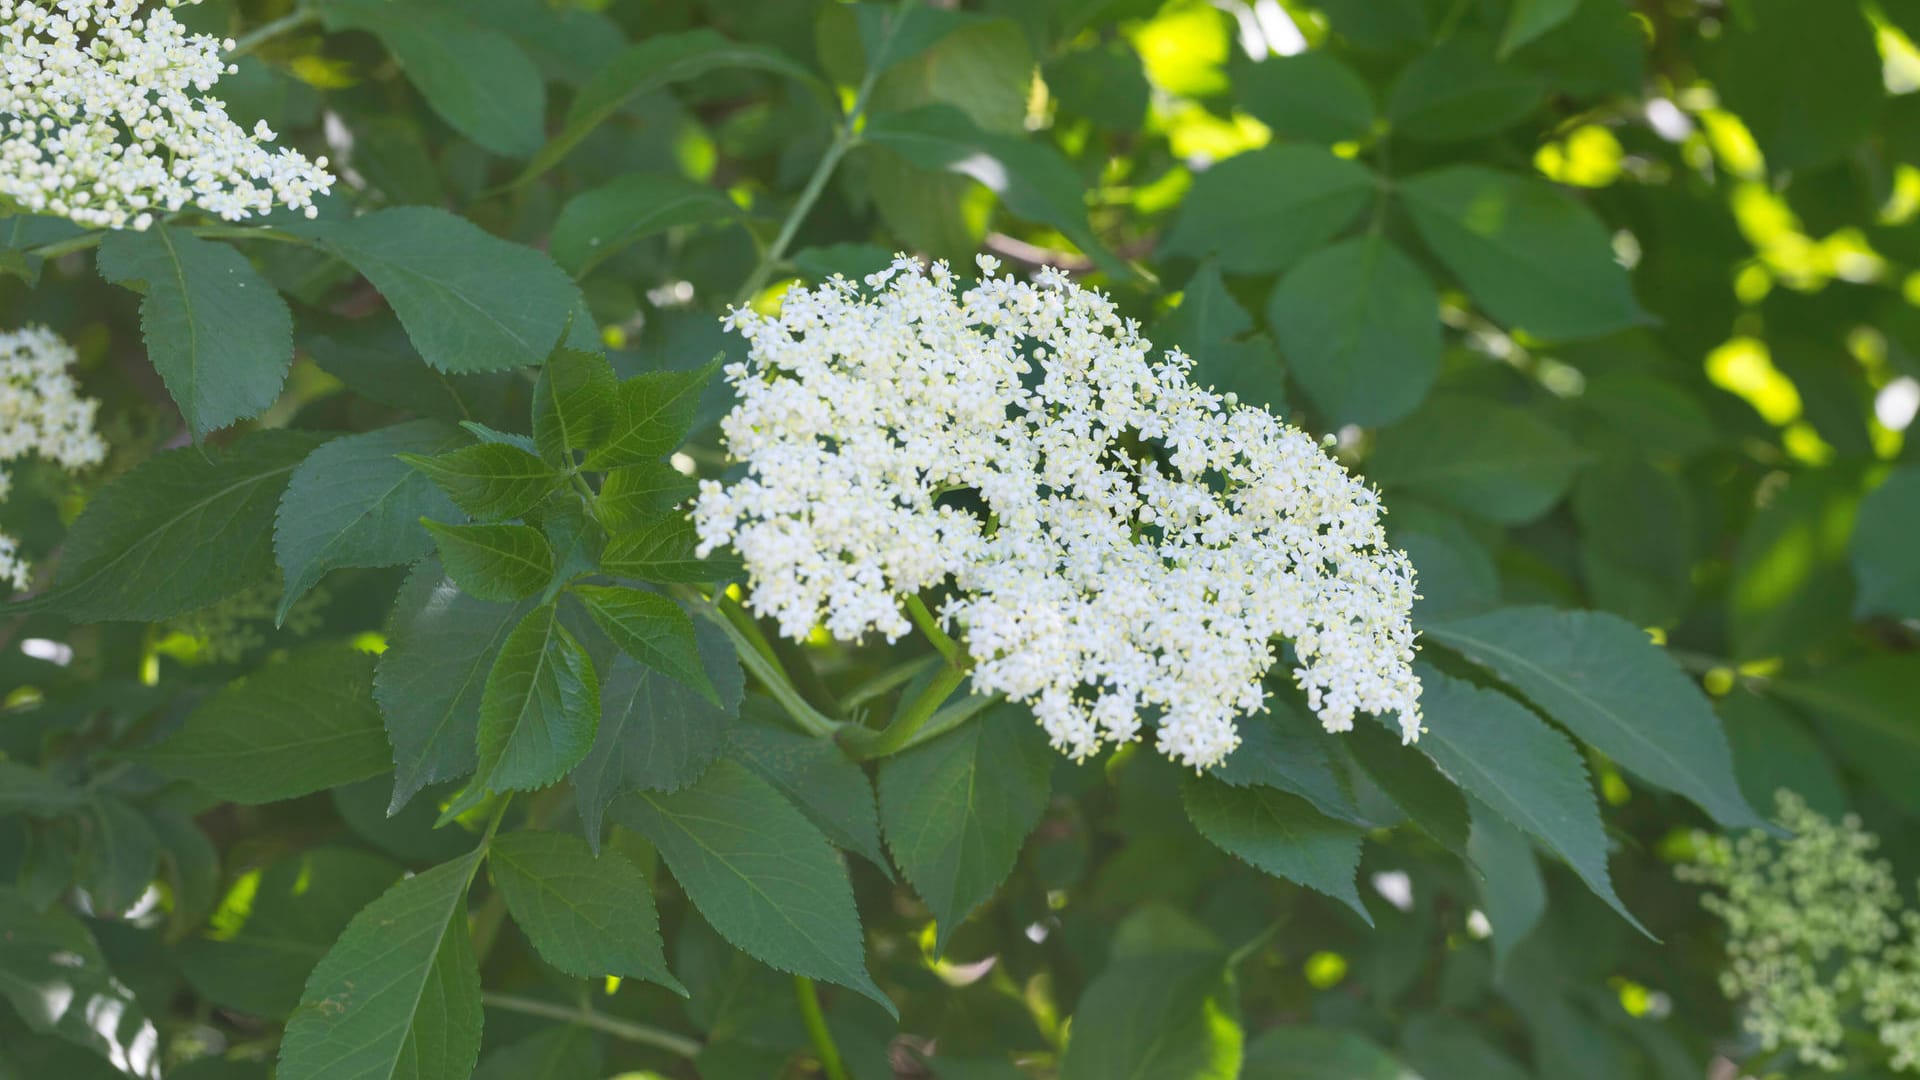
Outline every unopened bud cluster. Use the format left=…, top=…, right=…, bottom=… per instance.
left=1, top=0, right=333, bottom=229
left=695, top=255, right=1422, bottom=768
left=1681, top=790, right=1920, bottom=1073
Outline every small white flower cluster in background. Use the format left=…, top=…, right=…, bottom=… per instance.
left=1, top=325, right=107, bottom=590
left=695, top=255, right=1422, bottom=768
left=1681, top=790, right=1920, bottom=1074
left=0, top=0, right=333, bottom=229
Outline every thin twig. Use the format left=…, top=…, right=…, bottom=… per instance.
left=480, top=992, right=702, bottom=1058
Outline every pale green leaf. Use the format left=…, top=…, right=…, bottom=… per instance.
left=476, top=602, right=600, bottom=792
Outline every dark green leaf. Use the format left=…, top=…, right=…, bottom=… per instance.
left=96, top=225, right=293, bottom=440
left=402, top=444, right=563, bottom=522
left=145, top=646, right=389, bottom=803
left=1209, top=702, right=1368, bottom=826
left=1773, top=656, right=1920, bottom=817
left=1181, top=775, right=1370, bottom=921
left=570, top=584, right=713, bottom=701
left=1387, top=33, right=1544, bottom=142
left=575, top=617, right=743, bottom=848
left=0, top=888, right=159, bottom=1077
left=473, top=1027, right=603, bottom=1080
left=879, top=703, right=1051, bottom=954
left=1242, top=1027, right=1411, bottom=1079
left=1427, top=607, right=1765, bottom=831
left=531, top=348, right=619, bottom=465
left=275, top=421, right=465, bottom=621
left=600, top=515, right=738, bottom=584
left=487, top=830, right=682, bottom=991
left=1465, top=797, right=1546, bottom=975
left=1155, top=259, right=1252, bottom=366
left=550, top=175, right=741, bottom=276
left=597, top=463, right=698, bottom=531
left=1163, top=146, right=1376, bottom=274
left=863, top=105, right=1128, bottom=277
left=582, top=360, right=720, bottom=470
left=1368, top=395, right=1581, bottom=524
left=1268, top=233, right=1439, bottom=428
left=1727, top=467, right=1860, bottom=662
left=1235, top=51, right=1376, bottom=144
left=0, top=762, right=85, bottom=818
left=1571, top=458, right=1694, bottom=627
left=378, top=562, right=534, bottom=812
left=1719, top=0, right=1883, bottom=170
left=298, top=208, right=580, bottom=373
left=1720, top=688, right=1848, bottom=819
left=475, top=602, right=600, bottom=792
left=178, top=848, right=404, bottom=1019
left=321, top=0, right=546, bottom=156
left=77, top=795, right=158, bottom=916
left=613, top=759, right=894, bottom=1015
left=1500, top=0, right=1579, bottom=55
left=1342, top=721, right=1470, bottom=855
left=1400, top=166, right=1643, bottom=341
left=1849, top=464, right=1920, bottom=621
left=1059, top=951, right=1239, bottom=1080
left=277, top=854, right=483, bottom=1080
left=727, top=712, right=889, bottom=873
left=422, top=521, right=555, bottom=602
left=5, top=430, right=320, bottom=621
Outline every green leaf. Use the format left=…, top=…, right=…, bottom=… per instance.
left=1386, top=32, right=1544, bottom=142
left=95, top=225, right=293, bottom=440
left=487, top=831, right=681, bottom=992
left=862, top=105, right=1128, bottom=277
left=1234, top=51, right=1376, bottom=144
left=1401, top=1016, right=1530, bottom=1080
left=298, top=208, right=581, bottom=373
left=144, top=646, right=390, bottom=803
left=1773, top=656, right=1920, bottom=817
left=1181, top=775, right=1370, bottom=921
left=303, top=315, right=518, bottom=425
left=550, top=175, right=742, bottom=276
left=516, top=29, right=826, bottom=186
left=597, top=463, right=698, bottom=531
left=278, top=854, right=483, bottom=1080
left=1341, top=721, right=1469, bottom=855
left=600, top=515, right=738, bottom=584
left=1268, top=234, right=1439, bottom=428
left=582, top=360, right=720, bottom=470
left=1500, top=0, right=1579, bottom=55
left=1720, top=688, right=1848, bottom=819
left=570, top=585, right=714, bottom=701
left=1411, top=665, right=1645, bottom=931
left=275, top=420, right=465, bottom=621
left=0, top=888, right=159, bottom=1077
left=320, top=0, right=545, bottom=157
left=1849, top=465, right=1920, bottom=621
left=0, top=762, right=85, bottom=818
left=854, top=2, right=979, bottom=77
left=77, top=794, right=158, bottom=916
left=1571, top=458, right=1693, bottom=628
left=727, top=712, right=889, bottom=873
left=422, top=521, right=555, bottom=602
left=1060, top=950, right=1240, bottom=1080
left=1208, top=702, right=1368, bottom=826
left=473, top=1027, right=603, bottom=1080
left=1368, top=395, right=1582, bottom=524
left=1465, top=797, right=1546, bottom=975
left=1242, top=1027, right=1411, bottom=1079
left=878, top=703, right=1052, bottom=954
left=475, top=602, right=600, bottom=792
left=1719, top=0, right=1883, bottom=170
left=1046, top=40, right=1149, bottom=131
left=531, top=348, right=619, bottom=465
left=1163, top=146, right=1376, bottom=274
left=401, top=444, right=563, bottom=522
left=7, top=429, right=321, bottom=621
left=1427, top=607, right=1765, bottom=831
left=574, top=618, right=743, bottom=849
left=1156, top=259, right=1252, bottom=362
left=178, top=848, right=404, bottom=1019
left=377, top=562, right=534, bottom=812
left=1400, top=165, right=1643, bottom=341
left=612, top=759, right=894, bottom=1015
left=1727, top=467, right=1860, bottom=662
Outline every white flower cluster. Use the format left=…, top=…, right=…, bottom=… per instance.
left=1, top=325, right=107, bottom=590
left=0, top=0, right=332, bottom=229
left=694, top=255, right=1422, bottom=768
left=1681, top=790, right=1920, bottom=1074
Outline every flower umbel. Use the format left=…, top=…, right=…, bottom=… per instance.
left=0, top=0, right=333, bottom=229
left=694, top=255, right=1422, bottom=768
left=1680, top=789, right=1920, bottom=1073
left=0, top=324, right=106, bottom=590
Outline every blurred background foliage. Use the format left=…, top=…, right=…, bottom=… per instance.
left=6, top=0, right=1920, bottom=1077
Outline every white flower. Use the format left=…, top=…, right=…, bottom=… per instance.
left=1, top=324, right=107, bottom=590
left=0, top=0, right=333, bottom=229
left=694, top=255, right=1422, bottom=769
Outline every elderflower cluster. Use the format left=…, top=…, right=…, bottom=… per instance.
left=1680, top=790, right=1920, bottom=1073
left=0, top=0, right=333, bottom=229
left=694, top=255, right=1422, bottom=768
left=0, top=325, right=106, bottom=590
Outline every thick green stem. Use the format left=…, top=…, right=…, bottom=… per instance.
left=840, top=657, right=969, bottom=760
left=679, top=589, right=841, bottom=737
left=891, top=691, right=1002, bottom=755
left=905, top=594, right=963, bottom=666
left=481, top=992, right=702, bottom=1058
left=794, top=978, right=852, bottom=1080
left=226, top=8, right=320, bottom=58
